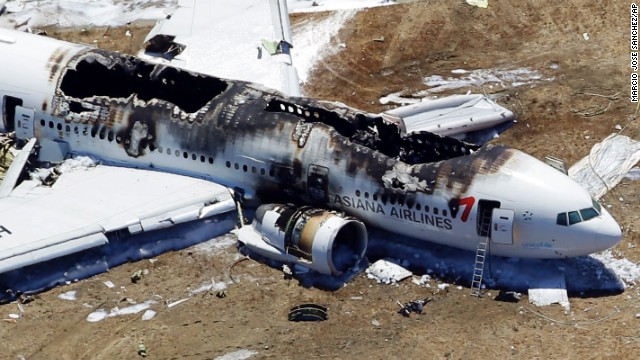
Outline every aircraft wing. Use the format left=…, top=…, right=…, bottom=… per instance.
left=0, top=154, right=237, bottom=276
left=139, top=0, right=301, bottom=96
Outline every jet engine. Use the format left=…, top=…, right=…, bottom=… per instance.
left=235, top=204, right=367, bottom=275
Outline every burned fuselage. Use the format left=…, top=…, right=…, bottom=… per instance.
left=0, top=29, right=621, bottom=258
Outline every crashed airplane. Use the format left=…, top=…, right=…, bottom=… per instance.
left=0, top=18, right=623, bottom=284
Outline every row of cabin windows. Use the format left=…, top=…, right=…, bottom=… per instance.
left=354, top=189, right=447, bottom=216
left=41, top=119, right=215, bottom=164
left=225, top=160, right=276, bottom=178
left=278, top=103, right=320, bottom=119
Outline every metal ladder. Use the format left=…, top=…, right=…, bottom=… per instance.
left=470, top=213, right=492, bottom=297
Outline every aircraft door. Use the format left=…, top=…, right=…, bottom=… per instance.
left=2, top=96, right=23, bottom=132
left=14, top=106, right=35, bottom=140
left=307, top=164, right=329, bottom=204
left=491, top=208, right=514, bottom=245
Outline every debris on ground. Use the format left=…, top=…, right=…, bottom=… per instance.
left=141, top=310, right=156, bottom=321
left=166, top=298, right=190, bottom=308
left=397, top=298, right=433, bottom=317
left=466, top=0, right=488, bottom=8
left=137, top=342, right=148, bottom=357
left=288, top=304, right=328, bottom=322
left=131, top=270, right=144, bottom=284
left=569, top=134, right=640, bottom=199
left=494, top=290, right=522, bottom=303
left=366, top=259, right=412, bottom=284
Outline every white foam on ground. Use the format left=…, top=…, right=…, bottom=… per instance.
left=288, top=0, right=396, bottom=13
left=422, top=67, right=553, bottom=93
left=58, top=290, right=77, bottom=301
left=190, top=280, right=228, bottom=295
left=1, top=0, right=175, bottom=29
left=292, top=9, right=356, bottom=84
left=86, top=300, right=157, bottom=322
left=214, top=349, right=258, bottom=360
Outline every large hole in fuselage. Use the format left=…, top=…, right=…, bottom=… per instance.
left=60, top=52, right=228, bottom=113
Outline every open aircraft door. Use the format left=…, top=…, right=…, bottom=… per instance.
left=14, top=106, right=35, bottom=140
left=491, top=208, right=514, bottom=245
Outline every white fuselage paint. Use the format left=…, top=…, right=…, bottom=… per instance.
left=0, top=28, right=622, bottom=259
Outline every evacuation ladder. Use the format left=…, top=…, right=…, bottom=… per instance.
left=470, top=212, right=492, bottom=297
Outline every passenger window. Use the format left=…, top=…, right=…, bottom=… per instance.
left=568, top=211, right=581, bottom=225
left=580, top=208, right=599, bottom=221
left=556, top=213, right=567, bottom=226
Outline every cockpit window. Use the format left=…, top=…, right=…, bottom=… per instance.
left=580, top=207, right=599, bottom=222
left=556, top=213, right=568, bottom=226
left=592, top=199, right=601, bottom=214
left=557, top=200, right=603, bottom=226
left=568, top=211, right=581, bottom=225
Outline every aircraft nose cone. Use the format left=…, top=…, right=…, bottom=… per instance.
left=596, top=209, right=622, bottom=250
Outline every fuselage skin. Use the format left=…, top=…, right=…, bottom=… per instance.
left=0, top=28, right=622, bottom=258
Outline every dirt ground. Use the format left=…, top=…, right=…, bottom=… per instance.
left=2, top=1, right=640, bottom=359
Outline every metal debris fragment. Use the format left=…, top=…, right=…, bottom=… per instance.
left=137, top=342, right=148, bottom=357
left=494, top=290, right=522, bottom=303
left=288, top=304, right=328, bottom=322
left=131, top=270, right=143, bottom=283
left=397, top=298, right=432, bottom=317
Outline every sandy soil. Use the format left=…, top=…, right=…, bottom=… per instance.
left=2, top=1, right=640, bottom=359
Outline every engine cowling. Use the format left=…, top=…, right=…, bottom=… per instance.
left=235, top=204, right=367, bottom=275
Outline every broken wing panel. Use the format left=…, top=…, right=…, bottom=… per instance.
left=0, top=163, right=237, bottom=274
left=140, top=0, right=301, bottom=96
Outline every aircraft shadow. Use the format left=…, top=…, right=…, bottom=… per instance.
left=288, top=227, right=624, bottom=295
left=0, top=214, right=237, bottom=303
